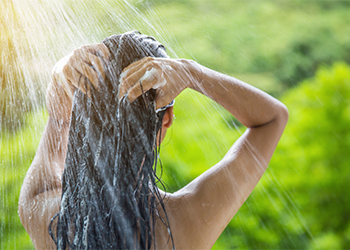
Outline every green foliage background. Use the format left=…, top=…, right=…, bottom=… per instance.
left=1, top=0, right=350, bottom=249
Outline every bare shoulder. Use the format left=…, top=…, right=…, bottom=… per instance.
left=157, top=106, right=288, bottom=249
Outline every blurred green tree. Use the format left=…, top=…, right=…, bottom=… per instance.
left=267, top=27, right=350, bottom=87
left=270, top=62, right=350, bottom=249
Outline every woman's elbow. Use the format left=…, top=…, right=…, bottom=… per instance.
left=274, top=102, right=289, bottom=131
left=18, top=185, right=33, bottom=232
left=279, top=103, right=289, bottom=125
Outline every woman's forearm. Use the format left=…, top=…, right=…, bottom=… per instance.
left=188, top=62, right=288, bottom=128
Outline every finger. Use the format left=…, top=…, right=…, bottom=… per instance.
left=75, top=74, right=88, bottom=94
left=72, top=59, right=99, bottom=90
left=85, top=77, right=92, bottom=98
left=58, top=63, right=84, bottom=97
left=127, top=77, right=159, bottom=103
left=120, top=57, right=154, bottom=84
left=122, top=57, right=153, bottom=76
left=119, top=67, right=156, bottom=99
left=79, top=52, right=106, bottom=79
left=119, top=64, right=158, bottom=98
left=80, top=43, right=110, bottom=61
left=61, top=61, right=92, bottom=95
left=119, top=63, right=148, bottom=98
left=52, top=71, right=75, bottom=99
left=76, top=76, right=92, bottom=98
left=61, top=64, right=81, bottom=87
left=155, top=89, right=173, bottom=110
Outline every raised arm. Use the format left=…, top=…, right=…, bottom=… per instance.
left=119, top=57, right=289, bottom=249
left=18, top=44, right=109, bottom=249
left=176, top=63, right=288, bottom=248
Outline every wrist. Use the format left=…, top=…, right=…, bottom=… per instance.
left=182, top=59, right=204, bottom=90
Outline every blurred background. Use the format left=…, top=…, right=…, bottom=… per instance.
left=1, top=0, right=350, bottom=249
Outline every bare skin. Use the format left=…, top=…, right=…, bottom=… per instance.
left=19, top=43, right=288, bottom=249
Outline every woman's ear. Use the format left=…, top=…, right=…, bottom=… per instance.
left=162, top=106, right=174, bottom=129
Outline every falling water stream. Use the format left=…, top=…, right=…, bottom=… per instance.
left=0, top=0, right=317, bottom=249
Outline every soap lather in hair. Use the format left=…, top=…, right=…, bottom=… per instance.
left=19, top=31, right=289, bottom=250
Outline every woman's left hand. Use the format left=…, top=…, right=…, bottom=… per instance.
left=119, top=57, right=201, bottom=109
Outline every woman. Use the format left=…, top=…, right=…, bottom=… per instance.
left=19, top=31, right=288, bottom=249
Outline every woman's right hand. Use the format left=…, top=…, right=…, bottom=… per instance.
left=46, top=43, right=110, bottom=122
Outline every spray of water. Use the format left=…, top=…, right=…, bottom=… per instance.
left=1, top=0, right=315, bottom=249
left=1, top=1, right=177, bottom=248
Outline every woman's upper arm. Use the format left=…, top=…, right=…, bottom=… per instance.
left=19, top=156, right=62, bottom=249
left=19, top=118, right=69, bottom=249
left=167, top=106, right=288, bottom=248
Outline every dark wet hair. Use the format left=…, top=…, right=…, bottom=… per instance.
left=49, top=31, right=174, bottom=249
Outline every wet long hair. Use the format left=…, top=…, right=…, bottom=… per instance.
left=49, top=31, right=174, bottom=249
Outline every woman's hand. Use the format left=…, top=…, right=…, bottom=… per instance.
left=46, top=43, right=110, bottom=121
left=119, top=57, right=202, bottom=110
